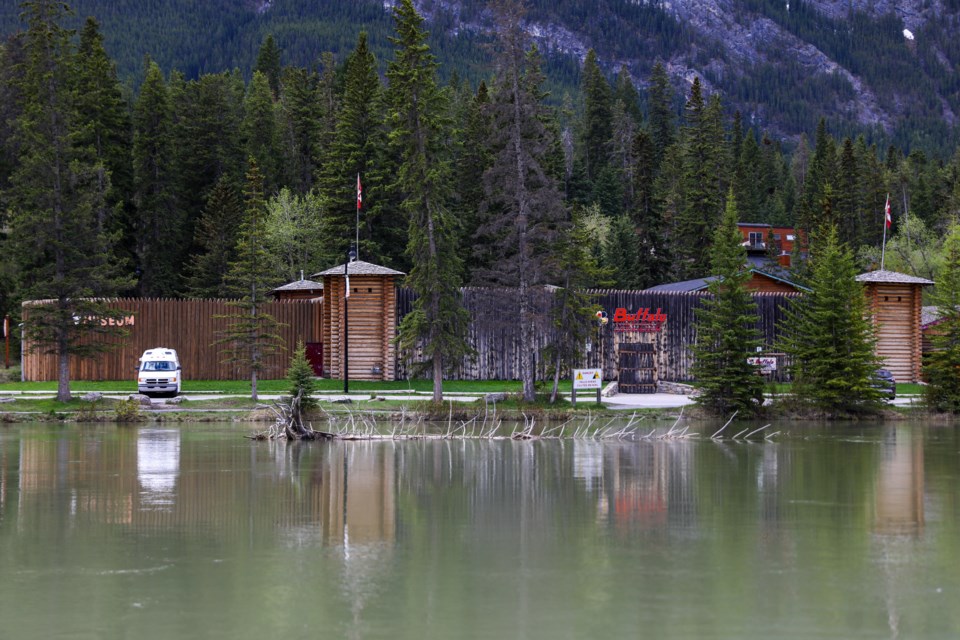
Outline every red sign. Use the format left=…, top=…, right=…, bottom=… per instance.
left=611, top=307, right=667, bottom=333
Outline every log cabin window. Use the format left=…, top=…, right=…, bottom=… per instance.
left=368, top=288, right=373, bottom=293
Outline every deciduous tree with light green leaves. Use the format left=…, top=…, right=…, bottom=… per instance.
left=691, top=189, right=764, bottom=416
left=779, top=225, right=883, bottom=415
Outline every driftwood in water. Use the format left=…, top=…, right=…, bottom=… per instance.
left=249, top=403, right=776, bottom=443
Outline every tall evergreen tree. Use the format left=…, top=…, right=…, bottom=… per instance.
left=580, top=48, right=612, bottom=182
left=74, top=17, right=133, bottom=252
left=647, top=61, right=674, bottom=169
left=242, top=70, right=281, bottom=193
left=181, top=176, right=243, bottom=297
left=388, top=0, right=470, bottom=402
left=690, top=189, right=764, bottom=416
left=277, top=65, right=321, bottom=194
left=675, top=79, right=725, bottom=278
left=215, top=159, right=285, bottom=401
left=254, top=34, right=282, bottom=98
left=132, top=60, right=182, bottom=296
left=477, top=0, right=567, bottom=402
left=8, top=0, right=133, bottom=401
left=613, top=65, right=642, bottom=124
left=317, top=32, right=385, bottom=263
left=779, top=225, right=882, bottom=415
left=925, top=219, right=960, bottom=412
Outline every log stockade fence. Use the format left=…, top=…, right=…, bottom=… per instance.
left=22, top=298, right=321, bottom=382
left=395, top=288, right=800, bottom=383
left=22, top=290, right=798, bottom=383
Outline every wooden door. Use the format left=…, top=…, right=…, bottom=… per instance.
left=618, top=342, right=656, bottom=393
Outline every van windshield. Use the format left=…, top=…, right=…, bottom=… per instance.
left=141, top=361, right=176, bottom=371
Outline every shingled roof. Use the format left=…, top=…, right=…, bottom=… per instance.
left=269, top=278, right=323, bottom=293
left=312, top=260, right=405, bottom=277
left=855, top=269, right=934, bottom=285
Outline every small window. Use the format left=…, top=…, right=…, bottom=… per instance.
left=748, top=232, right=763, bottom=245
left=368, top=288, right=373, bottom=293
left=773, top=233, right=781, bottom=241
left=786, top=234, right=795, bottom=241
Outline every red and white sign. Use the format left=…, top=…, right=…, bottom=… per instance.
left=611, top=307, right=667, bottom=333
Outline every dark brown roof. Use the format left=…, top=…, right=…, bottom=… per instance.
left=855, top=270, right=933, bottom=285
left=312, top=260, right=405, bottom=277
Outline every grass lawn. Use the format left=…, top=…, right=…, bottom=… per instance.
left=0, top=377, right=573, bottom=395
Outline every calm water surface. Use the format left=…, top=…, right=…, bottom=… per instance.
left=1, top=420, right=958, bottom=639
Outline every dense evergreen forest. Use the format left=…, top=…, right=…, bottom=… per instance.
left=2, top=0, right=960, bottom=153
left=2, top=0, right=960, bottom=334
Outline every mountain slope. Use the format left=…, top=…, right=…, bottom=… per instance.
left=2, top=0, right=958, bottom=151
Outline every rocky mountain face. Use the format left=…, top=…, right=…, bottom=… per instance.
left=420, top=0, right=960, bottom=146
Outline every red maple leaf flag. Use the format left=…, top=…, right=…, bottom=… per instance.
left=884, top=194, right=891, bottom=229
left=357, top=174, right=362, bottom=211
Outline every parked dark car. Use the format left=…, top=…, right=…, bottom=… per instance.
left=872, top=369, right=896, bottom=400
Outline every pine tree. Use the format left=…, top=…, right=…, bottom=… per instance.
left=477, top=0, right=567, bottom=402
left=317, top=32, right=385, bottom=262
left=132, top=60, right=182, bottom=296
left=647, top=61, right=674, bottom=169
left=74, top=17, right=133, bottom=257
left=286, top=339, right=317, bottom=411
left=215, top=159, right=285, bottom=401
left=8, top=0, right=133, bottom=402
left=690, top=189, right=764, bottom=416
left=242, top=70, right=281, bottom=193
left=277, top=65, right=321, bottom=194
left=676, top=79, right=726, bottom=278
left=545, top=206, right=608, bottom=403
left=925, top=219, right=960, bottom=412
left=580, top=49, right=612, bottom=182
left=613, top=65, right=642, bottom=124
left=254, top=34, right=282, bottom=98
left=779, top=225, right=883, bottom=415
left=388, top=0, right=470, bottom=402
left=182, top=176, right=243, bottom=297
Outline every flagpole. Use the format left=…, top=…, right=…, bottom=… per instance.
left=356, top=173, right=361, bottom=262
left=880, top=193, right=890, bottom=271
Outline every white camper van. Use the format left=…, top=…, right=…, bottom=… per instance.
left=137, top=348, right=181, bottom=397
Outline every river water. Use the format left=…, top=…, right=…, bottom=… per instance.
left=0, top=420, right=958, bottom=639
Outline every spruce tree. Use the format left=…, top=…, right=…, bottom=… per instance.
left=74, top=17, right=133, bottom=254
left=9, top=0, right=133, bottom=402
left=132, top=60, right=182, bottom=296
left=388, top=0, right=470, bottom=402
left=254, top=34, right=282, bottom=98
left=182, top=176, right=243, bottom=297
left=691, top=189, right=764, bottom=416
left=242, top=70, right=281, bottom=193
left=215, top=159, right=285, bottom=401
left=317, top=32, right=385, bottom=262
left=580, top=49, right=612, bottom=182
left=277, top=65, right=322, bottom=193
left=647, top=61, right=675, bottom=169
left=924, top=220, right=960, bottom=412
left=478, top=0, right=567, bottom=402
left=779, top=225, right=883, bottom=415
left=286, top=339, right=317, bottom=411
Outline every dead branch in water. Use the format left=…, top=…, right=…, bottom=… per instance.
left=249, top=401, right=776, bottom=443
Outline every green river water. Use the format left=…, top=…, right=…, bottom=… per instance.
left=0, top=421, right=958, bottom=639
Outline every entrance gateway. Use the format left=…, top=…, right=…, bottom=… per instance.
left=618, top=343, right=656, bottom=394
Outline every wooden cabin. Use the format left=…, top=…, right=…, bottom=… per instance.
left=314, top=260, right=404, bottom=382
left=645, top=268, right=808, bottom=294
left=856, top=270, right=933, bottom=383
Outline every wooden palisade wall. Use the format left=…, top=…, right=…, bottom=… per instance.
left=21, top=298, right=322, bottom=381
left=396, top=288, right=799, bottom=382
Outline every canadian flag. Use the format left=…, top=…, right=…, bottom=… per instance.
left=884, top=194, right=891, bottom=229
left=357, top=174, right=362, bottom=211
